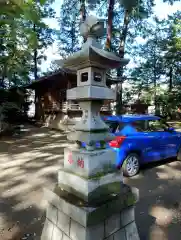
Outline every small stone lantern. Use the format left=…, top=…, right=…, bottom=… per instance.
left=41, top=15, right=140, bottom=240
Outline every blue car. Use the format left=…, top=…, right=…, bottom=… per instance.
left=103, top=115, right=181, bottom=177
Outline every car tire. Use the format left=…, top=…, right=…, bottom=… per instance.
left=122, top=153, right=140, bottom=177
left=177, top=147, right=181, bottom=161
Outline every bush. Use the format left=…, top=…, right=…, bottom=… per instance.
left=0, top=102, right=22, bottom=133
left=1, top=102, right=21, bottom=123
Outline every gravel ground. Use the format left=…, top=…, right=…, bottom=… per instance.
left=0, top=125, right=181, bottom=240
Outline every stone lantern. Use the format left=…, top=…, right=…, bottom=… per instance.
left=41, top=15, right=140, bottom=240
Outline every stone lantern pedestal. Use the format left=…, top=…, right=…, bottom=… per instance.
left=41, top=16, right=140, bottom=240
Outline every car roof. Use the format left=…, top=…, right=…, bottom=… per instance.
left=103, top=114, right=160, bottom=123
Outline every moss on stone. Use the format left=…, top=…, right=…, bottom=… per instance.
left=57, top=181, right=121, bottom=206
left=88, top=182, right=121, bottom=201
left=126, top=192, right=137, bottom=206
left=89, top=171, right=109, bottom=180
left=52, top=183, right=138, bottom=226
left=89, top=165, right=118, bottom=180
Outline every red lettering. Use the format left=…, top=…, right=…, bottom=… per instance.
left=77, top=158, right=84, bottom=168
left=68, top=152, right=73, bottom=164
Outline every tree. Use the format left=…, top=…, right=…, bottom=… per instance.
left=158, top=11, right=181, bottom=118
left=161, top=11, right=181, bottom=91
left=114, top=0, right=156, bottom=114
left=129, top=17, right=167, bottom=111
left=58, top=0, right=82, bottom=59
left=129, top=11, right=181, bottom=117
left=23, top=0, right=55, bottom=79
left=105, top=0, right=115, bottom=51
left=0, top=0, right=55, bottom=87
left=0, top=0, right=34, bottom=87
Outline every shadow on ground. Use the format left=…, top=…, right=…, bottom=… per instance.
left=125, top=159, right=181, bottom=240
left=0, top=125, right=67, bottom=240
left=0, top=125, right=181, bottom=240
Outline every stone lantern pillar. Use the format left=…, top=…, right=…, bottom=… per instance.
left=41, top=16, right=140, bottom=240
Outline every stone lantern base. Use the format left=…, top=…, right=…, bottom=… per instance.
left=41, top=185, right=140, bottom=240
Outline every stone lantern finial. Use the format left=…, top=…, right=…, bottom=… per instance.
left=63, top=16, right=129, bottom=70
left=80, top=15, right=105, bottom=39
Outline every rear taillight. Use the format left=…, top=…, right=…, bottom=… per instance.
left=109, top=136, right=126, bottom=148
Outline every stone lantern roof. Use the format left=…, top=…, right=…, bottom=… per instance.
left=63, top=16, right=129, bottom=70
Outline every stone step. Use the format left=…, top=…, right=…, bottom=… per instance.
left=58, top=169, right=122, bottom=203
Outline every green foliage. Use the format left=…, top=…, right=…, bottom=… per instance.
left=161, top=11, right=181, bottom=79
left=163, top=0, right=181, bottom=4
left=1, top=0, right=180, bottom=121
left=0, top=101, right=21, bottom=134
left=57, top=0, right=81, bottom=60
left=128, top=11, right=181, bottom=117
left=0, top=0, right=55, bottom=87
left=1, top=102, right=21, bottom=119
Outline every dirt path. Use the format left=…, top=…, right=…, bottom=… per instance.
left=0, top=125, right=181, bottom=239
left=125, top=160, right=181, bottom=240
left=0, top=126, right=67, bottom=240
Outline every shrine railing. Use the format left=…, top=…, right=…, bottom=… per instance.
left=62, top=102, right=111, bottom=112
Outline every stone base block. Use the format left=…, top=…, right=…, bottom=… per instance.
left=64, top=147, right=118, bottom=179
left=41, top=216, right=139, bottom=240
left=41, top=185, right=140, bottom=240
left=41, top=204, right=139, bottom=240
left=58, top=169, right=122, bottom=203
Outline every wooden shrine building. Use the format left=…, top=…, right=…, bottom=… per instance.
left=26, top=68, right=116, bottom=130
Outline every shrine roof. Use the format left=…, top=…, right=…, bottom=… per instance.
left=25, top=68, right=76, bottom=89
left=25, top=68, right=119, bottom=90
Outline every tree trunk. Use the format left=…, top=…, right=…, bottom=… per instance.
left=33, top=49, right=38, bottom=80
left=0, top=65, right=6, bottom=88
left=169, top=66, right=173, bottom=92
left=71, top=21, right=76, bottom=53
left=153, top=67, right=156, bottom=112
left=33, top=24, right=38, bottom=80
left=153, top=60, right=160, bottom=115
left=35, top=91, right=40, bottom=121
left=33, top=24, right=39, bottom=121
left=80, top=0, right=86, bottom=42
left=105, top=0, right=115, bottom=51
left=116, top=10, right=130, bottom=114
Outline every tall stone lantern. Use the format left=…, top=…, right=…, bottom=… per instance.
left=41, top=16, right=140, bottom=240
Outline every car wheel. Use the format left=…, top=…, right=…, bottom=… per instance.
left=177, top=147, right=181, bottom=161
left=122, top=153, right=140, bottom=177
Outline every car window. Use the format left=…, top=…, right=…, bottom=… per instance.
left=117, top=122, right=126, bottom=132
left=105, top=121, right=119, bottom=133
left=147, top=119, right=168, bottom=132
left=105, top=121, right=126, bottom=133
left=131, top=120, right=146, bottom=132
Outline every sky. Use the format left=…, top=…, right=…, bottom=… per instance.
left=41, top=0, right=181, bottom=72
